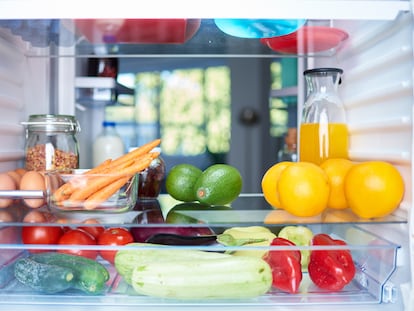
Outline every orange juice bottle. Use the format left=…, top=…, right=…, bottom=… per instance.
left=300, top=68, right=348, bottom=165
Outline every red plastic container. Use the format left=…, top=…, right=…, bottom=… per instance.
left=260, top=26, right=349, bottom=54
left=74, top=19, right=201, bottom=44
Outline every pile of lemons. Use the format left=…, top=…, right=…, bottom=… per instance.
left=261, top=159, right=405, bottom=219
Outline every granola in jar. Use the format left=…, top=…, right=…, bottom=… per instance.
left=23, top=114, right=80, bottom=171
left=25, top=143, right=78, bottom=171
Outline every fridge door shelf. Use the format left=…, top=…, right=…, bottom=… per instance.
left=75, top=77, right=134, bottom=107
left=0, top=223, right=400, bottom=306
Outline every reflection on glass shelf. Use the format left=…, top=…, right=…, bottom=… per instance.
left=156, top=194, right=407, bottom=226
left=0, top=193, right=406, bottom=227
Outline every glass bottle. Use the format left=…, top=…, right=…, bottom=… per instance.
left=299, top=68, right=348, bottom=165
left=23, top=114, right=80, bottom=171
left=278, top=127, right=298, bottom=162
left=92, top=121, right=125, bottom=167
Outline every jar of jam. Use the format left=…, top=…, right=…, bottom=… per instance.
left=137, top=147, right=165, bottom=199
left=23, top=114, right=80, bottom=171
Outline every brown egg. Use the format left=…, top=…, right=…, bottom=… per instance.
left=6, top=170, right=21, bottom=188
left=23, top=210, right=48, bottom=223
left=15, top=168, right=27, bottom=177
left=19, top=171, right=46, bottom=209
left=0, top=173, right=17, bottom=208
left=0, top=210, right=14, bottom=222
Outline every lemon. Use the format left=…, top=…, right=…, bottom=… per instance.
left=320, top=158, right=354, bottom=210
left=261, top=162, right=293, bottom=208
left=277, top=162, right=329, bottom=217
left=344, top=161, right=404, bottom=218
left=165, top=164, right=202, bottom=202
left=194, top=164, right=242, bottom=205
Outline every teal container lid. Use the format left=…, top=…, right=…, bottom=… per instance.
left=214, top=19, right=306, bottom=39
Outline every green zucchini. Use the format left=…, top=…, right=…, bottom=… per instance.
left=14, top=257, right=74, bottom=293
left=131, top=255, right=272, bottom=299
left=115, top=243, right=226, bottom=284
left=115, top=243, right=272, bottom=299
left=29, top=252, right=109, bottom=294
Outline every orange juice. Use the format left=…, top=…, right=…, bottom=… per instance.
left=299, top=123, right=349, bottom=165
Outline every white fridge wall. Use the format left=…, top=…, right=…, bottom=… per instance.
left=308, top=12, right=413, bottom=307
left=0, top=30, right=50, bottom=171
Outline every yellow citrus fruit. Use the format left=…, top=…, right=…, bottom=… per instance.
left=261, top=162, right=293, bottom=208
left=344, top=161, right=404, bottom=219
left=320, top=158, right=354, bottom=210
left=278, top=162, right=330, bottom=217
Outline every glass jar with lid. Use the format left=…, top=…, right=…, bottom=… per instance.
left=23, top=114, right=80, bottom=171
left=136, top=147, right=166, bottom=200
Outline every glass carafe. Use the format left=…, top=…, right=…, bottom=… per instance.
left=299, top=68, right=348, bottom=165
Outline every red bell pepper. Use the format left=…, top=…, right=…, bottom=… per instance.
left=263, top=237, right=302, bottom=294
left=308, top=233, right=356, bottom=291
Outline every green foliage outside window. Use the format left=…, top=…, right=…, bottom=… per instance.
left=109, top=66, right=231, bottom=157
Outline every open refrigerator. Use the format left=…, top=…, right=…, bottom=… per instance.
left=0, top=1, right=413, bottom=310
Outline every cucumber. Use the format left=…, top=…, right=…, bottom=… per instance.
left=14, top=257, right=75, bottom=293
left=29, top=252, right=109, bottom=294
left=131, top=255, right=272, bottom=299
left=115, top=243, right=226, bottom=284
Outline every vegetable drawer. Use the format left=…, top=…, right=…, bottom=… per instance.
left=0, top=202, right=400, bottom=307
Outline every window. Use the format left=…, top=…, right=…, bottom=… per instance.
left=105, top=58, right=296, bottom=168
left=106, top=64, right=231, bottom=169
left=269, top=59, right=298, bottom=138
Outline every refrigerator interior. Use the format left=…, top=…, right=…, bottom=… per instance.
left=0, top=1, right=413, bottom=310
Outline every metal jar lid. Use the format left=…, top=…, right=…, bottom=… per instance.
left=22, top=114, right=81, bottom=133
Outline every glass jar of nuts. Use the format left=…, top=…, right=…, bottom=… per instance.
left=23, top=114, right=80, bottom=171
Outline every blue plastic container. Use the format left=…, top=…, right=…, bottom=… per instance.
left=214, top=19, right=306, bottom=39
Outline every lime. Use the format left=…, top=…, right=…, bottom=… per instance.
left=165, top=164, right=202, bottom=202
left=194, top=164, right=243, bottom=205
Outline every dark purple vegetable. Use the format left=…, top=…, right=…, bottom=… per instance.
left=131, top=226, right=215, bottom=243
left=132, top=206, right=215, bottom=243
left=145, top=233, right=218, bottom=245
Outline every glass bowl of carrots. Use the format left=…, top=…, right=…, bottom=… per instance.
left=45, top=138, right=162, bottom=213
left=45, top=169, right=139, bottom=212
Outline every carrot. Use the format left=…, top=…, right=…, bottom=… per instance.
left=52, top=183, right=72, bottom=202
left=69, top=154, right=153, bottom=202
left=85, top=159, right=112, bottom=174
left=53, top=174, right=101, bottom=202
left=83, top=176, right=130, bottom=210
left=98, top=158, right=136, bottom=174
left=53, top=159, right=113, bottom=202
left=105, top=138, right=160, bottom=170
